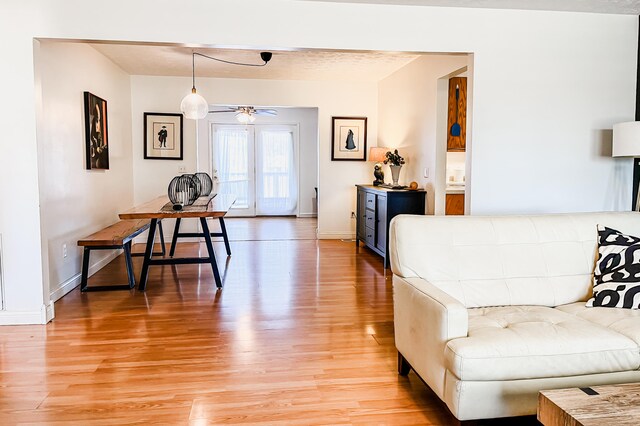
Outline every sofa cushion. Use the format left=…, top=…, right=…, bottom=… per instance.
left=586, top=225, right=640, bottom=309
left=558, top=302, right=640, bottom=345
left=444, top=306, right=640, bottom=381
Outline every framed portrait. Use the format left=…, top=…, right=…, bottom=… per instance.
left=331, top=117, right=367, bottom=161
left=84, top=92, right=109, bottom=170
left=144, top=113, right=184, bottom=160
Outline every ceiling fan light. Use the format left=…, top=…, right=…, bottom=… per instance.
left=180, top=89, right=208, bottom=120
left=236, top=112, right=250, bottom=123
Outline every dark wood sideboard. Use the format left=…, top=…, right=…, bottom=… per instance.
left=355, top=185, right=426, bottom=268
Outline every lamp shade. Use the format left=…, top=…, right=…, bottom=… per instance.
left=369, top=147, right=389, bottom=162
left=180, top=90, right=208, bottom=120
left=613, top=121, right=640, bottom=157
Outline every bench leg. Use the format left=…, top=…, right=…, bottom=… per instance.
left=80, top=247, right=91, bottom=292
left=123, top=241, right=136, bottom=289
left=218, top=217, right=231, bottom=256
left=200, top=217, right=222, bottom=288
left=169, top=218, right=181, bottom=257
left=139, top=219, right=158, bottom=291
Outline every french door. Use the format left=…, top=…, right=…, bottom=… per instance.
left=211, top=124, right=298, bottom=217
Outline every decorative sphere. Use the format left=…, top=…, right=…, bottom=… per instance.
left=193, top=172, right=213, bottom=196
left=409, top=181, right=419, bottom=190
left=168, top=175, right=200, bottom=206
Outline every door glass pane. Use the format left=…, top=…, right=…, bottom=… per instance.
left=256, top=129, right=297, bottom=215
left=213, top=128, right=250, bottom=209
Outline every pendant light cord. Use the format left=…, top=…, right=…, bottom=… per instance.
left=193, top=52, right=270, bottom=69
left=192, top=52, right=196, bottom=90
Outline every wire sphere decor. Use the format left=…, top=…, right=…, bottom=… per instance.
left=168, top=175, right=199, bottom=210
left=193, top=172, right=213, bottom=196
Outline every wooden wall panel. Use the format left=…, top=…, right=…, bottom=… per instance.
left=447, top=77, right=467, bottom=152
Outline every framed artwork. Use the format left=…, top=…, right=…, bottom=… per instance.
left=144, top=112, right=184, bottom=160
left=331, top=116, right=367, bottom=161
left=84, top=92, right=109, bottom=170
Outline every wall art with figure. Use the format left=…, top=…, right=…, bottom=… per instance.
left=144, top=113, right=183, bottom=160
left=84, top=92, right=109, bottom=170
left=331, top=117, right=367, bottom=161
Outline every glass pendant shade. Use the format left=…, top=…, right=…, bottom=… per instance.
left=180, top=89, right=208, bottom=120
left=236, top=112, right=255, bottom=123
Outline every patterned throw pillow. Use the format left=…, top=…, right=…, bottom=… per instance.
left=586, top=225, right=640, bottom=309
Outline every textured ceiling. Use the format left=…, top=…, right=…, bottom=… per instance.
left=299, top=0, right=640, bottom=14
left=90, top=44, right=426, bottom=82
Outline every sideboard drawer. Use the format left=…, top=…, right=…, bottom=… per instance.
left=365, top=227, right=375, bottom=246
left=365, top=193, right=376, bottom=210
left=365, top=210, right=376, bottom=229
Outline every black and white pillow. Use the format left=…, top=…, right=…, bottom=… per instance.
left=586, top=225, right=640, bottom=309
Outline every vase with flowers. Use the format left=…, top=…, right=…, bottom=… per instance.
left=384, top=149, right=406, bottom=186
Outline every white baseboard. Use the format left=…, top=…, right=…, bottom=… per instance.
left=49, top=249, right=121, bottom=302
left=317, top=232, right=356, bottom=240
left=0, top=306, right=48, bottom=325
left=44, top=301, right=54, bottom=323
left=297, top=213, right=317, bottom=218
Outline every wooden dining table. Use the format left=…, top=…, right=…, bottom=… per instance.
left=119, top=194, right=236, bottom=290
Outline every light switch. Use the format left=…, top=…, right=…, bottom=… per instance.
left=423, top=168, right=429, bottom=178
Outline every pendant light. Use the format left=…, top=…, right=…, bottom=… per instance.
left=180, top=53, right=209, bottom=120
left=180, top=51, right=273, bottom=120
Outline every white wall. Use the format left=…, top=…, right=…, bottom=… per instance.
left=379, top=55, right=470, bottom=214
left=36, top=41, right=134, bottom=303
left=0, top=0, right=636, bottom=323
left=131, top=75, right=376, bottom=239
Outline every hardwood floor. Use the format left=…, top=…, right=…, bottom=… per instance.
left=0, top=218, right=536, bottom=425
left=218, top=216, right=318, bottom=241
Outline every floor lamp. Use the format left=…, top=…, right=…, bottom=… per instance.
left=613, top=121, right=640, bottom=212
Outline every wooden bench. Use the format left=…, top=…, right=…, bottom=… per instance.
left=77, top=219, right=165, bottom=292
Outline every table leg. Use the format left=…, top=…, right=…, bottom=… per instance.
left=139, top=218, right=158, bottom=291
left=200, top=217, right=222, bottom=288
left=218, top=217, right=231, bottom=256
left=169, top=218, right=181, bottom=257
left=158, top=220, right=166, bottom=256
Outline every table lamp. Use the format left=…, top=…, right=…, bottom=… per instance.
left=613, top=121, right=640, bottom=211
left=369, top=147, right=388, bottom=186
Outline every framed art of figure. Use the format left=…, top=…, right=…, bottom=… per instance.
left=144, top=112, right=184, bottom=160
left=84, top=92, right=109, bottom=170
left=331, top=116, right=367, bottom=161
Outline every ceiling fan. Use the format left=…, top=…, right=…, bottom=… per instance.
left=208, top=106, right=277, bottom=123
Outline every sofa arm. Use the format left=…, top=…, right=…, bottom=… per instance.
left=393, top=275, right=468, bottom=400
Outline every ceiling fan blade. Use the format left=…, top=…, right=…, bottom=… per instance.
left=254, top=109, right=277, bottom=116
left=208, top=108, right=237, bottom=114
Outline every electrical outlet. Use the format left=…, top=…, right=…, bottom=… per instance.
left=423, top=167, right=430, bottom=178
left=178, top=166, right=186, bottom=173
left=62, top=244, right=67, bottom=258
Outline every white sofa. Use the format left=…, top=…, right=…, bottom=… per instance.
left=389, top=212, right=640, bottom=421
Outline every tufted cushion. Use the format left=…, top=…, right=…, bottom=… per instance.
left=444, top=306, right=640, bottom=381
left=390, top=212, right=640, bottom=308
left=558, top=302, right=640, bottom=345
